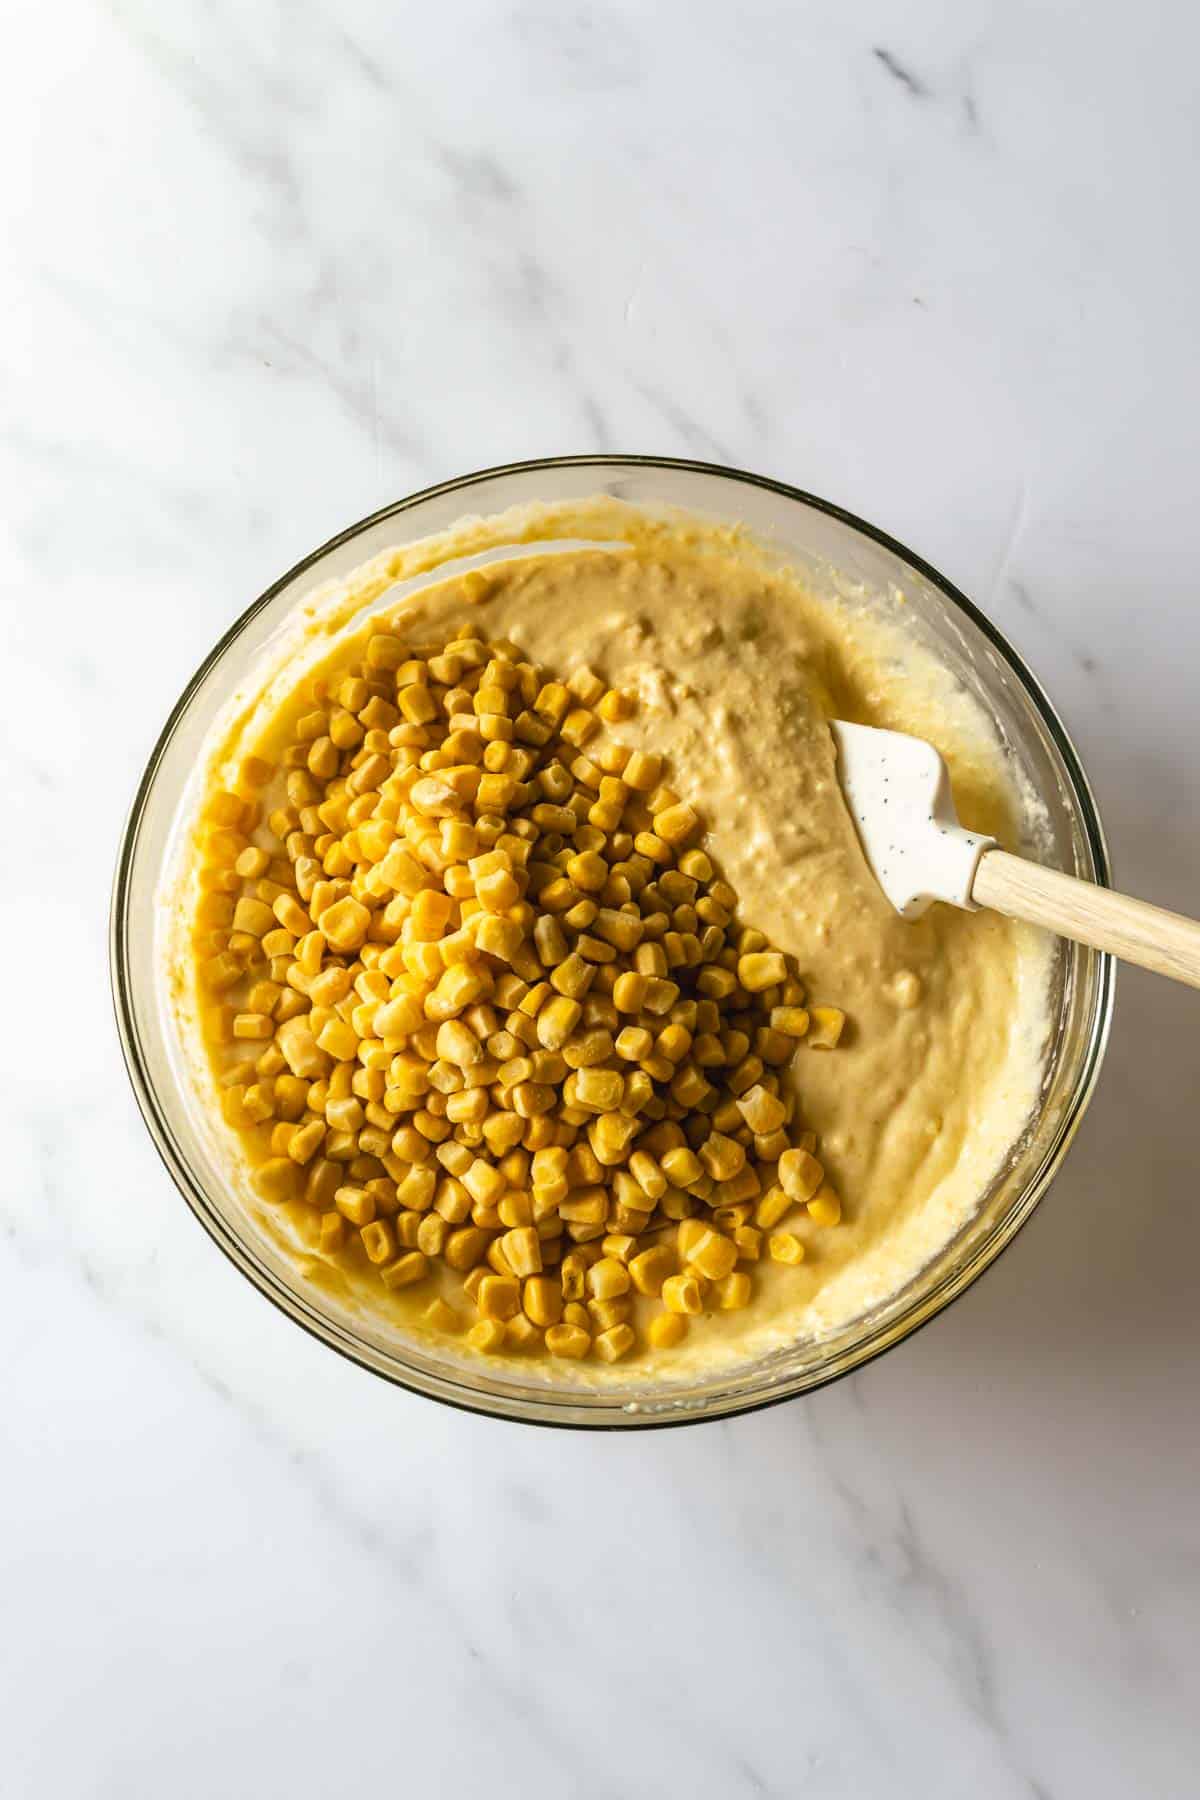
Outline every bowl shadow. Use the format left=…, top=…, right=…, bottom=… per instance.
left=748, top=759, right=1200, bottom=1506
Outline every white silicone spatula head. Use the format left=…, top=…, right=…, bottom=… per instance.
left=829, top=721, right=996, bottom=920
left=831, top=722, right=1200, bottom=989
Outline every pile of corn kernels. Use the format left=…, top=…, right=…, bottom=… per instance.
left=195, top=609, right=845, bottom=1365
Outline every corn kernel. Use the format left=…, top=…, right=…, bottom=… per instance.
left=502, top=1226, right=543, bottom=1277
left=597, top=686, right=634, bottom=722
left=533, top=681, right=570, bottom=724
left=333, top=1185, right=375, bottom=1227
left=560, top=708, right=598, bottom=747
left=612, top=971, right=647, bottom=1013
left=662, top=1273, right=703, bottom=1315
left=654, top=802, right=699, bottom=847
left=319, top=1212, right=348, bottom=1254
left=734, top=1224, right=762, bottom=1261
left=462, top=1158, right=506, bottom=1206
left=736, top=1084, right=787, bottom=1134
left=477, top=1274, right=521, bottom=1321
left=396, top=1165, right=437, bottom=1211
left=593, top=1323, right=636, bottom=1363
left=808, top=1006, right=845, bottom=1050
left=233, top=1012, right=274, bottom=1041
left=380, top=1250, right=430, bottom=1287
left=417, top=1213, right=450, bottom=1257
left=698, top=1131, right=745, bottom=1182
left=629, top=1244, right=674, bottom=1297
left=467, top=1318, right=508, bottom=1353
left=807, top=1187, right=842, bottom=1227
left=589, top=1110, right=637, bottom=1166
left=523, top=1275, right=563, bottom=1327
left=778, top=1147, right=824, bottom=1202
left=545, top=1323, right=591, bottom=1359
left=321, top=896, right=371, bottom=951
left=423, top=1296, right=461, bottom=1333
left=585, top=1296, right=628, bottom=1335
left=444, top=1226, right=490, bottom=1270
left=714, top=1271, right=752, bottom=1309
left=586, top=1257, right=631, bottom=1300
left=315, top=1017, right=359, bottom=1061
left=505, top=1313, right=542, bottom=1350
left=648, top=1311, right=687, bottom=1349
left=558, top=1187, right=607, bottom=1226
left=560, top=1251, right=589, bottom=1300
left=360, top=1219, right=397, bottom=1264
left=754, top=1187, right=793, bottom=1230
left=254, top=1158, right=299, bottom=1204
left=623, top=751, right=662, bottom=792
left=687, top=1229, right=738, bottom=1281
left=287, top=1118, right=326, bottom=1165
left=536, top=994, right=581, bottom=1050
left=233, top=896, right=277, bottom=937
left=550, top=952, right=595, bottom=1000
left=660, top=1145, right=703, bottom=1188
left=436, top=1018, right=482, bottom=1067
left=573, top=1067, right=624, bottom=1112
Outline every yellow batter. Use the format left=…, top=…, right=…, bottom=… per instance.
left=171, top=498, right=1051, bottom=1383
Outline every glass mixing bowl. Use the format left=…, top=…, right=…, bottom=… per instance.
left=111, top=457, right=1114, bottom=1428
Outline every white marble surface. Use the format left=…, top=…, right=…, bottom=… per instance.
left=4, top=2, right=1199, bottom=1793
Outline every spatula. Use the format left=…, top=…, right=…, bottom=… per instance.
left=831, top=721, right=1200, bottom=989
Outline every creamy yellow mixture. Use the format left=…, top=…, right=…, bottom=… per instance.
left=172, top=499, right=1051, bottom=1384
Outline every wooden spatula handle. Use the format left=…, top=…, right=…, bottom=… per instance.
left=972, top=849, right=1200, bottom=989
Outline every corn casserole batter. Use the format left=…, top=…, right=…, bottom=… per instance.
left=172, top=499, right=1051, bottom=1383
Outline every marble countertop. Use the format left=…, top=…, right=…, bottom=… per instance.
left=5, top=3, right=1199, bottom=1794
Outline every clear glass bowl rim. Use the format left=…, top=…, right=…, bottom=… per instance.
left=110, top=454, right=1116, bottom=1430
